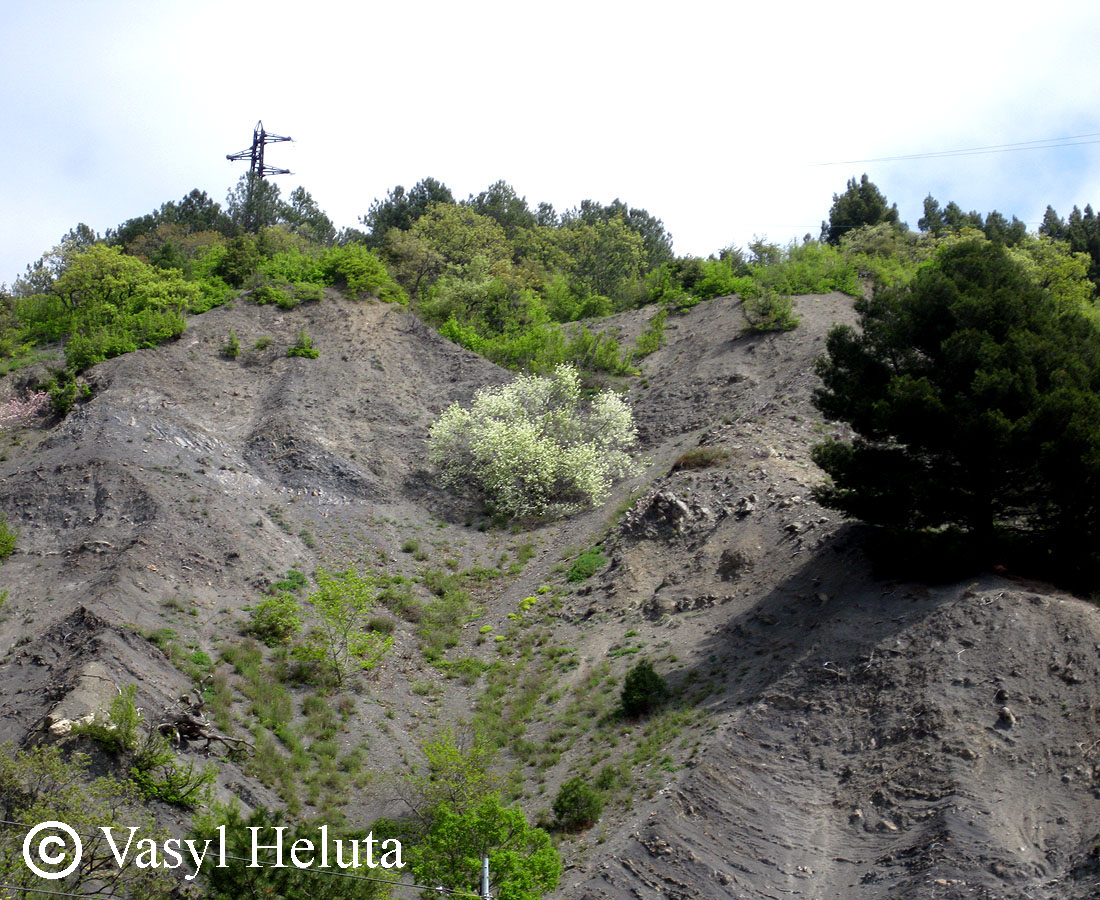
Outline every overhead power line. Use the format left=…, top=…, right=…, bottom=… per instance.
left=810, top=131, right=1100, bottom=166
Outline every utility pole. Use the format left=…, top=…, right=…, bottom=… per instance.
left=226, top=120, right=292, bottom=178
left=480, top=856, right=491, bottom=900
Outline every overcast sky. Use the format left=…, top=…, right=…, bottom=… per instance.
left=3, top=0, right=1100, bottom=285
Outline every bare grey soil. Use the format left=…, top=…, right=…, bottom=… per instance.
left=0, top=290, right=1098, bottom=899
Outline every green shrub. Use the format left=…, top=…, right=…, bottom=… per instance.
left=566, top=548, right=608, bottom=582
left=0, top=514, right=18, bottom=562
left=272, top=568, right=308, bottom=593
left=632, top=308, right=667, bottom=359
left=621, top=659, right=668, bottom=717
left=429, top=365, right=637, bottom=519
left=813, top=236, right=1100, bottom=585
left=74, top=685, right=214, bottom=808
left=222, top=329, right=240, bottom=359
left=250, top=283, right=290, bottom=306
left=552, top=776, right=603, bottom=831
left=319, top=245, right=406, bottom=303
left=291, top=568, right=394, bottom=686
left=287, top=330, right=319, bottom=358
left=246, top=592, right=302, bottom=646
left=292, top=281, right=323, bottom=303
left=742, top=288, right=799, bottom=333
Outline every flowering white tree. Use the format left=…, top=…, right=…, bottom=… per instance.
left=429, top=365, right=637, bottom=518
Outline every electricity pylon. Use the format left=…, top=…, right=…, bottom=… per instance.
left=226, top=120, right=292, bottom=178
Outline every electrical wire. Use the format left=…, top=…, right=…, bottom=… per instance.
left=810, top=131, right=1100, bottom=166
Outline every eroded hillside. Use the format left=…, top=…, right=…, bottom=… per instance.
left=0, top=291, right=1098, bottom=899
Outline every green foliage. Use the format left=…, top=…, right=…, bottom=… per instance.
left=812, top=236, right=1100, bottom=584
left=215, top=234, right=262, bottom=287
left=0, top=514, right=18, bottom=562
left=76, top=684, right=142, bottom=752
left=552, top=776, right=604, bottom=831
left=246, top=592, right=302, bottom=646
left=226, top=172, right=283, bottom=233
left=742, top=287, right=799, bottom=333
left=566, top=548, right=609, bottom=582
left=840, top=222, right=931, bottom=290
left=17, top=245, right=192, bottom=372
left=274, top=567, right=308, bottom=593
left=360, top=177, right=455, bottom=246
left=746, top=240, right=860, bottom=297
left=399, top=730, right=559, bottom=898
left=823, top=173, right=901, bottom=244
left=222, top=328, right=240, bottom=359
left=561, top=198, right=674, bottom=271
left=250, top=282, right=292, bottom=307
left=282, top=186, right=337, bottom=245
left=292, top=281, right=324, bottom=303
left=429, top=365, right=638, bottom=519
left=558, top=215, right=647, bottom=300
left=319, top=245, right=406, bottom=302
left=621, top=659, right=669, bottom=717
left=193, top=804, right=391, bottom=900
left=407, top=793, right=560, bottom=900
left=0, top=743, right=175, bottom=898
left=74, top=685, right=215, bottom=808
left=287, top=329, right=319, bottom=358
left=408, top=728, right=502, bottom=816
left=293, top=568, right=393, bottom=686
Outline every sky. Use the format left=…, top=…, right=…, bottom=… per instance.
left=3, top=0, right=1100, bottom=286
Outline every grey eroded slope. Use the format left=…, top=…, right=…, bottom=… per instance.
left=0, top=291, right=1097, bottom=900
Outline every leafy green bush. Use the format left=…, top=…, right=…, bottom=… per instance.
left=74, top=685, right=215, bottom=808
left=632, top=308, right=667, bottom=359
left=0, top=515, right=18, bottom=562
left=742, top=288, right=799, bottom=333
left=287, top=329, right=319, bottom=358
left=408, top=793, right=560, bottom=899
left=246, top=592, right=302, bottom=646
left=222, top=328, right=240, bottom=359
left=567, top=548, right=608, bottom=582
left=292, top=568, right=393, bottom=686
left=292, top=281, right=323, bottom=303
left=0, top=744, right=175, bottom=898
left=193, top=805, right=394, bottom=900
left=319, top=245, right=406, bottom=302
left=621, top=659, right=668, bottom=717
left=552, top=776, right=604, bottom=831
left=429, top=364, right=637, bottom=518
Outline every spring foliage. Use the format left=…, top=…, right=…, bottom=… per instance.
left=428, top=365, right=637, bottom=518
left=812, top=237, right=1100, bottom=583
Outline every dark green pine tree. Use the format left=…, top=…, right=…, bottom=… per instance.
left=812, top=237, right=1100, bottom=584
left=821, top=174, right=901, bottom=244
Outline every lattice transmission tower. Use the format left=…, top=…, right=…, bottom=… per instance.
left=226, top=120, right=293, bottom=177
